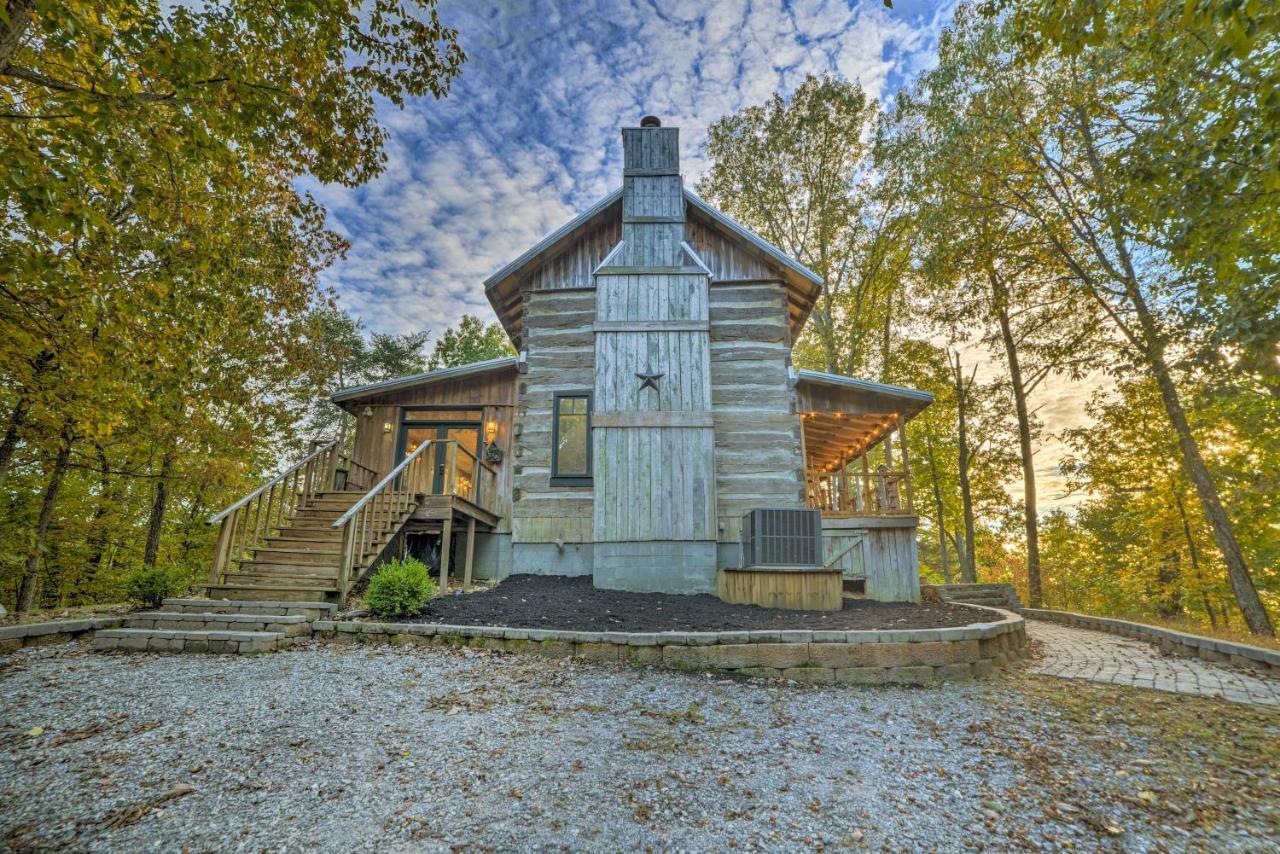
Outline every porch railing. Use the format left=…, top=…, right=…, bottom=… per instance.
left=329, top=439, right=499, bottom=598
left=812, top=467, right=913, bottom=516
left=206, top=437, right=350, bottom=584
left=331, top=440, right=435, bottom=598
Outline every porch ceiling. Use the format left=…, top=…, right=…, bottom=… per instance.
left=801, top=412, right=900, bottom=475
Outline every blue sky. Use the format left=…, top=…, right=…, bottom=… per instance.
left=307, top=0, right=959, bottom=337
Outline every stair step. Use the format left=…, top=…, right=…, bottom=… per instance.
left=204, top=583, right=337, bottom=603
left=162, top=598, right=336, bottom=618
left=225, top=574, right=340, bottom=590
left=124, top=611, right=310, bottom=636
left=94, top=628, right=284, bottom=654
left=251, top=547, right=342, bottom=565
left=266, top=534, right=344, bottom=548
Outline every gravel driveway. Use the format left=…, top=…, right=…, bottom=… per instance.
left=2, top=641, right=1277, bottom=852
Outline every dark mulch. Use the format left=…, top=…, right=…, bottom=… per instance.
left=414, top=574, right=992, bottom=632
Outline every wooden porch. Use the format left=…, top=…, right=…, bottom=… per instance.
left=793, top=370, right=932, bottom=603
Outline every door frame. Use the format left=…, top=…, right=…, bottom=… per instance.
left=396, top=407, right=483, bottom=495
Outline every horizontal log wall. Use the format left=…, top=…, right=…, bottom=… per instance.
left=709, top=281, right=806, bottom=544
left=513, top=289, right=596, bottom=543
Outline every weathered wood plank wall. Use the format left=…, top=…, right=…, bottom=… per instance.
left=346, top=368, right=517, bottom=533
left=512, top=289, right=596, bottom=543
left=593, top=272, right=716, bottom=542
left=709, top=281, right=806, bottom=544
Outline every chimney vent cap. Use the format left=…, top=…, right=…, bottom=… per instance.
left=639, top=115, right=662, bottom=128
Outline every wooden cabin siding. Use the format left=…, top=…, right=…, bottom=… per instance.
left=525, top=214, right=620, bottom=292
left=686, top=215, right=778, bottom=281
left=709, top=281, right=806, bottom=543
left=346, top=367, right=517, bottom=533
left=512, top=288, right=596, bottom=544
left=592, top=272, right=716, bottom=543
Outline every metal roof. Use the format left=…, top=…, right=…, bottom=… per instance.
left=795, top=369, right=936, bottom=404
left=330, top=356, right=519, bottom=404
left=483, top=188, right=823, bottom=291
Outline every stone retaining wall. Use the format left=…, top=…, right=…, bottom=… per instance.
left=312, top=608, right=1027, bottom=685
left=0, top=618, right=123, bottom=653
left=1022, top=608, right=1280, bottom=676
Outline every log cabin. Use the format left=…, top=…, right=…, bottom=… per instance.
left=205, top=117, right=934, bottom=610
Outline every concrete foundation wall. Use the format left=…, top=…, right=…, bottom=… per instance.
left=471, top=533, right=513, bottom=582
left=511, top=542, right=594, bottom=577
left=593, top=541, right=717, bottom=594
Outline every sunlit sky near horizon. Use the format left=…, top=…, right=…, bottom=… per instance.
left=305, top=0, right=1098, bottom=510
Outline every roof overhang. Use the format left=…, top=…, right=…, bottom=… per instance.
left=794, top=369, right=935, bottom=474
left=483, top=188, right=824, bottom=348
left=330, top=356, right=519, bottom=407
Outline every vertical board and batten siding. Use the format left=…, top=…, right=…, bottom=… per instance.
left=524, top=212, right=621, bottom=292
left=685, top=216, right=778, bottom=281
left=592, top=272, right=716, bottom=542
left=345, top=367, right=517, bottom=533
left=709, top=281, right=806, bottom=544
left=591, top=124, right=717, bottom=549
left=512, top=289, right=596, bottom=544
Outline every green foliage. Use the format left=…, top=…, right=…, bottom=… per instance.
left=0, top=1, right=464, bottom=611
left=126, top=566, right=181, bottom=610
left=365, top=557, right=436, bottom=619
left=426, top=315, right=515, bottom=371
left=697, top=75, right=910, bottom=378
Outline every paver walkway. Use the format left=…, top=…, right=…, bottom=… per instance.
left=1025, top=620, right=1280, bottom=707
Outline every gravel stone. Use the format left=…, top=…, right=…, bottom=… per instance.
left=0, top=640, right=1274, bottom=852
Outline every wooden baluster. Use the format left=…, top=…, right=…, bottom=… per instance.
left=260, top=484, right=276, bottom=542
left=234, top=500, right=251, bottom=566
left=339, top=518, right=357, bottom=598
left=899, top=423, right=914, bottom=514
left=860, top=455, right=871, bottom=512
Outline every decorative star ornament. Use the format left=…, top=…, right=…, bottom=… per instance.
left=636, top=368, right=664, bottom=392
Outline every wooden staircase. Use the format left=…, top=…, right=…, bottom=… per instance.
left=205, top=490, right=412, bottom=602
left=203, top=433, right=500, bottom=604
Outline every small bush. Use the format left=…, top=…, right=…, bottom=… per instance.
left=366, top=557, right=436, bottom=619
left=127, top=566, right=178, bottom=609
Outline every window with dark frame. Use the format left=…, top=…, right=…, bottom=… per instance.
left=551, top=392, right=591, bottom=485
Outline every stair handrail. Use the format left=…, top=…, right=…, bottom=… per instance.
left=207, top=439, right=339, bottom=524
left=205, top=436, right=346, bottom=587
left=331, top=439, right=435, bottom=599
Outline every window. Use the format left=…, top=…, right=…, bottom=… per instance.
left=551, top=393, right=592, bottom=485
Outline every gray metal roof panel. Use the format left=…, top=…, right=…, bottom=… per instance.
left=330, top=356, right=519, bottom=403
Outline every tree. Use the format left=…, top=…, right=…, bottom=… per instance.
left=895, top=4, right=1274, bottom=634
left=0, top=0, right=465, bottom=610
left=697, top=75, right=909, bottom=376
left=426, top=315, right=515, bottom=370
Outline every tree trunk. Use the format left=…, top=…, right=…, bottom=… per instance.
left=1175, top=490, right=1217, bottom=630
left=951, top=353, right=977, bottom=584
left=0, top=350, right=55, bottom=490
left=923, top=429, right=952, bottom=584
left=17, top=424, right=73, bottom=612
left=991, top=280, right=1042, bottom=606
left=1128, top=289, right=1272, bottom=635
left=84, top=443, right=115, bottom=589
left=1076, top=112, right=1273, bottom=636
left=0, top=0, right=36, bottom=73
left=142, top=452, right=174, bottom=569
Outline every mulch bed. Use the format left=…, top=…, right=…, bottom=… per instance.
left=412, top=574, right=992, bottom=632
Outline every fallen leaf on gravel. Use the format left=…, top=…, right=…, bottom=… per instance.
left=23, top=726, right=43, bottom=737
left=101, top=784, right=195, bottom=829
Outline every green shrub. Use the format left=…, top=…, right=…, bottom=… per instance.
left=365, top=557, right=436, bottom=619
left=126, top=566, right=179, bottom=609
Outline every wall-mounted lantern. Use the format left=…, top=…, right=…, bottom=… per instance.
left=484, top=420, right=504, bottom=463
left=382, top=422, right=393, bottom=434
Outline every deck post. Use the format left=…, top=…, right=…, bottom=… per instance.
left=439, top=516, right=452, bottom=593
left=208, top=513, right=236, bottom=585
left=463, top=516, right=476, bottom=590
left=899, top=421, right=914, bottom=513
